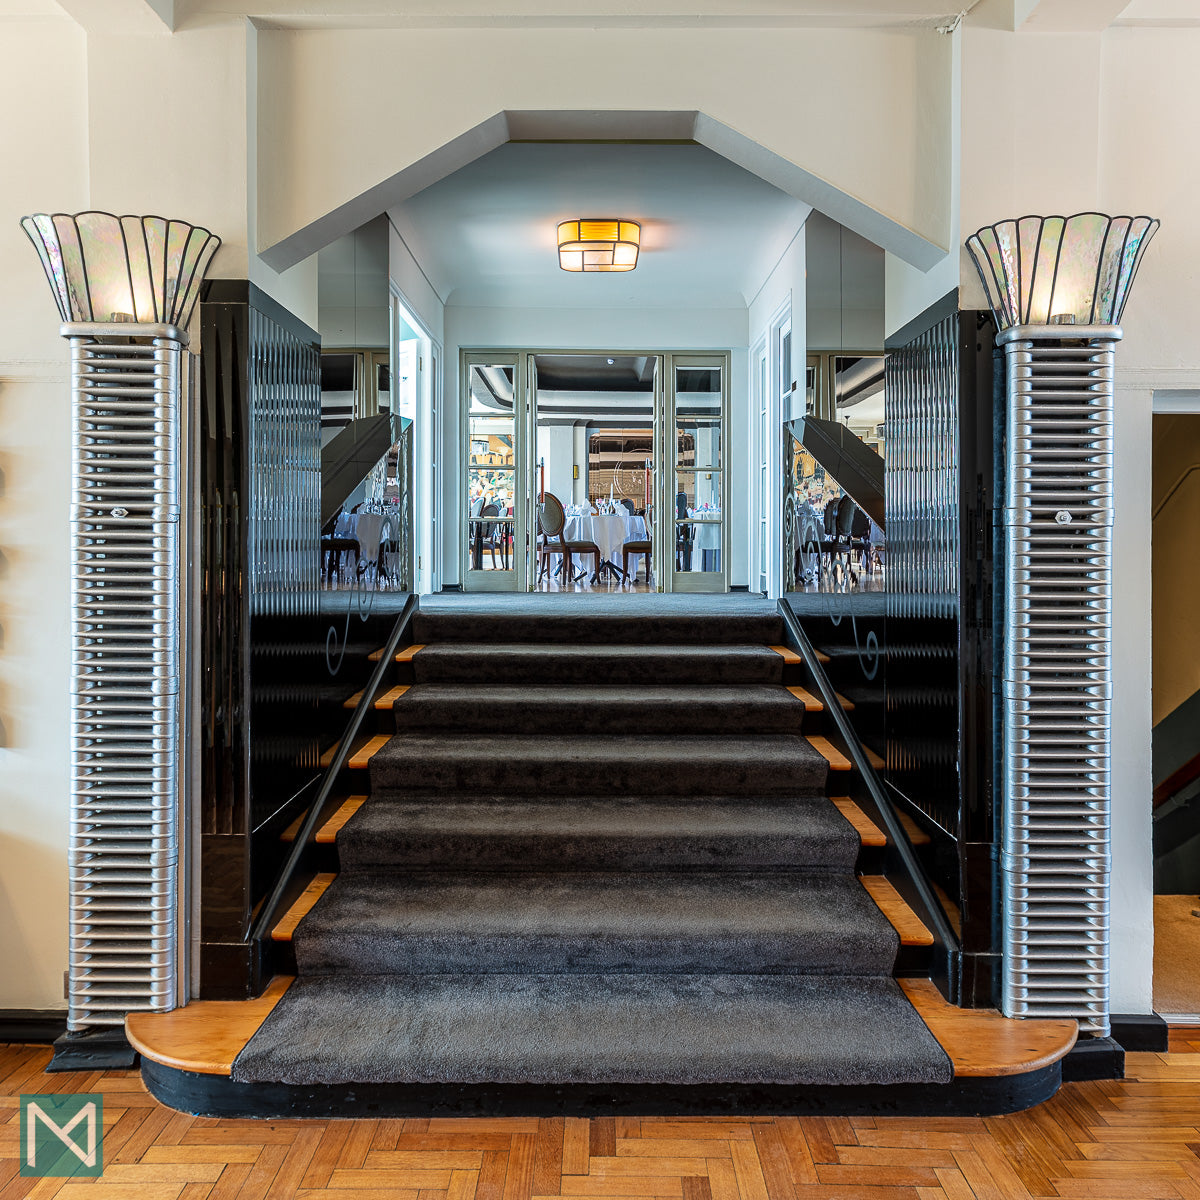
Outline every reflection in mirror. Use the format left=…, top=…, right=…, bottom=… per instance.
left=320, top=423, right=411, bottom=593
left=783, top=417, right=883, bottom=594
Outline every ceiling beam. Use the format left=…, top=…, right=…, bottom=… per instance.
left=56, top=0, right=174, bottom=32
left=1015, top=0, right=1133, bottom=31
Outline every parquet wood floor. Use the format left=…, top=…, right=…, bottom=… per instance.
left=6, top=1036, right=1200, bottom=1199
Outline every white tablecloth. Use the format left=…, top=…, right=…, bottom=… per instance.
left=334, top=512, right=385, bottom=558
left=561, top=512, right=648, bottom=574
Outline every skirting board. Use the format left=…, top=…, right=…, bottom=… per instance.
left=1110, top=1013, right=1170, bottom=1052
left=0, top=1010, right=67, bottom=1044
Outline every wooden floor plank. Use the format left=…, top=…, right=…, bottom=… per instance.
left=15, top=1045, right=1200, bottom=1200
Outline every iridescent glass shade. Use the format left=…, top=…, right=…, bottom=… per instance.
left=966, top=213, right=1159, bottom=331
left=20, top=212, right=221, bottom=328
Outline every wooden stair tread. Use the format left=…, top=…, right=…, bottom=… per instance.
left=786, top=685, right=823, bottom=712
left=862, top=742, right=885, bottom=770
left=126, top=976, right=293, bottom=1076
left=808, top=735, right=851, bottom=771
left=899, top=809, right=933, bottom=846
left=901, top=978, right=1077, bottom=1077
left=320, top=734, right=391, bottom=770
left=394, top=644, right=426, bottom=663
left=376, top=684, right=411, bottom=710
left=771, top=644, right=829, bottom=666
left=831, top=797, right=886, bottom=848
left=343, top=689, right=364, bottom=710
left=317, top=796, right=367, bottom=843
left=349, top=734, right=391, bottom=768
left=271, top=873, right=337, bottom=942
left=860, top=875, right=934, bottom=947
left=282, top=796, right=369, bottom=845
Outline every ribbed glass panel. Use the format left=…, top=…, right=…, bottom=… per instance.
left=884, top=313, right=961, bottom=834
left=248, top=307, right=321, bottom=619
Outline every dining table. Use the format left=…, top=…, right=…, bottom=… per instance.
left=563, top=510, right=648, bottom=581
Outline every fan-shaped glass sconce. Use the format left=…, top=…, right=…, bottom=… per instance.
left=557, top=219, right=641, bottom=273
left=966, top=213, right=1158, bottom=330
left=20, top=211, right=221, bottom=327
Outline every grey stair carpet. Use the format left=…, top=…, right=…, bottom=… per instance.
left=292, top=871, right=898, bottom=976
left=369, top=733, right=827, bottom=796
left=233, top=973, right=950, bottom=1087
left=233, top=604, right=953, bottom=1089
left=412, top=643, right=784, bottom=686
left=336, top=794, right=861, bottom=872
left=413, top=593, right=784, bottom=646
left=394, top=684, right=806, bottom=735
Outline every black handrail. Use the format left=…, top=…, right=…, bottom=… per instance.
left=777, top=600, right=961, bottom=966
left=250, top=593, right=418, bottom=948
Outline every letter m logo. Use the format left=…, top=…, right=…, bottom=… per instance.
left=21, top=1094, right=103, bottom=1178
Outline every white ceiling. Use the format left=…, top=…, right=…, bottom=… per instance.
left=387, top=143, right=811, bottom=310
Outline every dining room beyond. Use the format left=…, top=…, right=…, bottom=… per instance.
left=465, top=350, right=729, bottom=594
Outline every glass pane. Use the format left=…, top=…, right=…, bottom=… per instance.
left=674, top=469, right=721, bottom=574
left=467, top=363, right=516, bottom=572
left=676, top=365, right=722, bottom=471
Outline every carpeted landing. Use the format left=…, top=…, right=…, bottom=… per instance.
left=233, top=599, right=952, bottom=1088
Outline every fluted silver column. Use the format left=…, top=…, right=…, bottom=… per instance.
left=65, top=322, right=190, bottom=1030
left=999, top=324, right=1118, bottom=1036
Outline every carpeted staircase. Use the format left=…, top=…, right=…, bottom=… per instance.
left=233, top=596, right=951, bottom=1090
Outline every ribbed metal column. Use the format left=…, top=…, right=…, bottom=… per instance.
left=65, top=322, right=187, bottom=1031
left=999, top=324, right=1119, bottom=1036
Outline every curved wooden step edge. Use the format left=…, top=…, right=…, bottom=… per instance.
left=901, top=978, right=1078, bottom=1078
left=271, top=873, right=336, bottom=942
left=127, top=976, right=1076, bottom=1092
left=831, top=797, right=886, bottom=848
left=126, top=976, right=293, bottom=1076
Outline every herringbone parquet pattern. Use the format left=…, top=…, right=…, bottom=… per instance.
left=6, top=1037, right=1200, bottom=1200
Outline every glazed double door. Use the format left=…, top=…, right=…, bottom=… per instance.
left=461, top=350, right=729, bottom=593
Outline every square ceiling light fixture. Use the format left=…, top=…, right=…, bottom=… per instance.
left=557, top=219, right=640, bottom=272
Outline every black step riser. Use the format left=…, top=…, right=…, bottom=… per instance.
left=370, top=761, right=819, bottom=797
left=412, top=616, right=785, bottom=646
left=338, top=835, right=856, bottom=874
left=395, top=703, right=802, bottom=736
left=413, top=658, right=783, bottom=686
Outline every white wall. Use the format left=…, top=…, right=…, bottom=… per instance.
left=0, top=15, right=88, bottom=1011
left=885, top=25, right=961, bottom=338
left=256, top=25, right=954, bottom=270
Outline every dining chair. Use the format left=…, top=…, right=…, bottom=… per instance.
left=622, top=518, right=652, bottom=584
left=537, top=491, right=600, bottom=586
